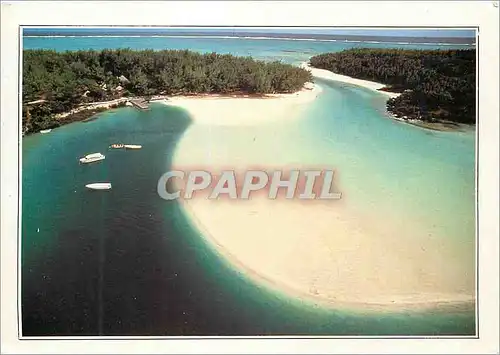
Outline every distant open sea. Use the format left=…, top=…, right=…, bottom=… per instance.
left=22, top=35, right=476, bottom=336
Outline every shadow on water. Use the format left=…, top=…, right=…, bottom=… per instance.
left=22, top=105, right=195, bottom=335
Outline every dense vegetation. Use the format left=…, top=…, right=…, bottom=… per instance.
left=23, top=49, right=311, bottom=133
left=310, top=49, right=475, bottom=124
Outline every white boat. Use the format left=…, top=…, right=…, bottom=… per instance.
left=79, top=152, right=105, bottom=164
left=40, top=129, right=52, bottom=134
left=85, top=182, right=112, bottom=190
left=124, top=144, right=142, bottom=150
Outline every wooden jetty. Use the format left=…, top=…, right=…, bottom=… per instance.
left=129, top=98, right=149, bottom=110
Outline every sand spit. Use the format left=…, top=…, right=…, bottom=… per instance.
left=167, top=81, right=474, bottom=312
left=300, top=62, right=401, bottom=99
left=159, top=83, right=322, bottom=126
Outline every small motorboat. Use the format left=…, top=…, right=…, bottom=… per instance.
left=40, top=129, right=52, bottom=134
left=79, top=152, right=105, bottom=164
left=124, top=144, right=142, bottom=150
left=85, top=182, right=112, bottom=190
left=110, top=143, right=125, bottom=149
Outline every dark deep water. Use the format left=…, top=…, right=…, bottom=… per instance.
left=22, top=104, right=475, bottom=337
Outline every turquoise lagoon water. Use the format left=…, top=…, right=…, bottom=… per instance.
left=22, top=36, right=475, bottom=335
left=23, top=35, right=471, bottom=65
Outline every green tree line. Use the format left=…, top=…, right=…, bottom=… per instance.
left=23, top=49, right=312, bottom=133
left=309, top=48, right=475, bottom=124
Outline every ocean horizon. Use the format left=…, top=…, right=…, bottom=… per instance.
left=22, top=27, right=476, bottom=45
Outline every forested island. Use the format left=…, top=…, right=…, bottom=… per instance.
left=22, top=49, right=311, bottom=134
left=309, top=49, right=476, bottom=127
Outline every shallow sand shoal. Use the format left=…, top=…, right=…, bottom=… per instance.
left=159, top=82, right=322, bottom=126
left=167, top=79, right=474, bottom=311
left=300, top=62, right=402, bottom=99
left=175, top=192, right=474, bottom=312
left=170, top=154, right=475, bottom=312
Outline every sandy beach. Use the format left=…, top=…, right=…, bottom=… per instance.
left=175, top=190, right=474, bottom=312
left=300, top=62, right=402, bottom=99
left=159, top=82, right=321, bottom=126
left=168, top=83, right=475, bottom=312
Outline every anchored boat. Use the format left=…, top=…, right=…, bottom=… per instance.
left=40, top=129, right=52, bottom=134
left=79, top=152, right=105, bottom=164
left=85, top=182, right=112, bottom=190
left=124, top=144, right=142, bottom=150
